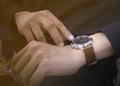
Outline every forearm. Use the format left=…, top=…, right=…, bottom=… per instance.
left=67, top=32, right=115, bottom=66
left=90, top=32, right=114, bottom=60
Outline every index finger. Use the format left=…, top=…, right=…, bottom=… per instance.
left=46, top=11, right=74, bottom=41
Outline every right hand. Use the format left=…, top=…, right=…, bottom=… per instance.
left=15, top=10, right=74, bottom=46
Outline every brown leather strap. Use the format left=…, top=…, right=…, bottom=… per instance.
left=84, top=45, right=96, bottom=65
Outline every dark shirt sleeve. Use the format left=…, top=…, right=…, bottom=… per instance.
left=101, top=21, right=120, bottom=57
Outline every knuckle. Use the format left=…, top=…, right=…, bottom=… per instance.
left=37, top=10, right=49, bottom=16
left=56, top=23, right=65, bottom=30
left=27, top=19, right=35, bottom=25
left=29, top=41, right=37, bottom=45
left=44, top=22, right=55, bottom=30
left=27, top=41, right=45, bottom=52
left=41, top=10, right=50, bottom=14
left=28, top=41, right=39, bottom=49
left=34, top=14, right=41, bottom=19
left=57, top=24, right=64, bottom=29
left=36, top=48, right=51, bottom=59
left=56, top=22, right=63, bottom=26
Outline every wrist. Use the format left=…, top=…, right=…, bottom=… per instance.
left=65, top=45, right=86, bottom=68
left=90, top=32, right=114, bottom=60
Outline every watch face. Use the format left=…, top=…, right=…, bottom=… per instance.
left=71, top=35, right=93, bottom=49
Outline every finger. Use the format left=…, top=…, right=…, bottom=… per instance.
left=57, top=25, right=74, bottom=41
left=13, top=51, right=32, bottom=82
left=14, top=42, right=40, bottom=74
left=29, top=61, right=47, bottom=86
left=46, top=11, right=74, bottom=41
left=18, top=55, right=39, bottom=86
left=47, top=27, right=64, bottom=46
left=29, top=21, right=47, bottom=42
left=14, top=51, right=31, bottom=75
left=38, top=16, right=64, bottom=46
left=12, top=42, right=35, bottom=80
left=12, top=42, right=32, bottom=66
left=11, top=43, right=29, bottom=82
left=23, top=25, right=35, bottom=42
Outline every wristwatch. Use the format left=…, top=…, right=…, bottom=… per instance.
left=71, top=35, right=97, bottom=65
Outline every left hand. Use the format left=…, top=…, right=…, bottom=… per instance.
left=12, top=41, right=85, bottom=86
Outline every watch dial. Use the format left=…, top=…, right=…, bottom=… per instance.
left=72, top=35, right=91, bottom=44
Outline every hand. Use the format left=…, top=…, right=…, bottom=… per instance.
left=12, top=41, right=85, bottom=86
left=15, top=10, right=74, bottom=46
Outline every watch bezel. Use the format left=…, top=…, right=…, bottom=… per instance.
left=71, top=35, right=93, bottom=50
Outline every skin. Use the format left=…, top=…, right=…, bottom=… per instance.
left=12, top=32, right=115, bottom=86
left=12, top=42, right=85, bottom=86
left=15, top=10, right=74, bottom=46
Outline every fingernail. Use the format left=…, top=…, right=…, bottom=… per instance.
left=68, top=34, right=74, bottom=41
left=59, top=42, right=64, bottom=46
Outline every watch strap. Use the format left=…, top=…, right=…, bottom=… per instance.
left=84, top=45, right=96, bottom=65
